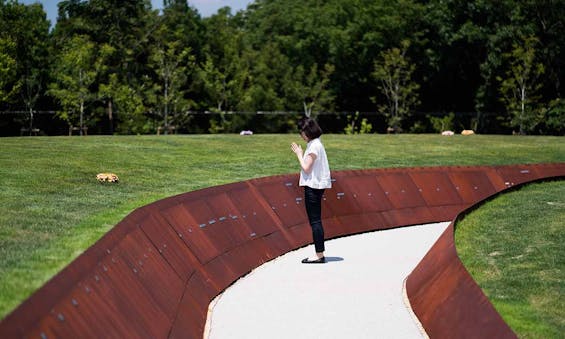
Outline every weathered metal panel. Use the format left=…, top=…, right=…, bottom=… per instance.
left=118, top=229, right=185, bottom=321
left=227, top=185, right=280, bottom=237
left=332, top=173, right=394, bottom=212
left=447, top=169, right=498, bottom=203
left=184, top=270, right=219, bottom=311
left=46, top=267, right=140, bottom=338
left=322, top=179, right=363, bottom=217
left=409, top=171, right=463, bottom=206
left=333, top=213, right=375, bottom=235
left=336, top=212, right=390, bottom=234
left=318, top=215, right=347, bottom=240
left=201, top=255, right=240, bottom=293
left=168, top=293, right=206, bottom=339
left=496, top=164, right=550, bottom=187
left=484, top=167, right=512, bottom=191
left=255, top=180, right=307, bottom=228
left=221, top=239, right=273, bottom=279
left=375, top=173, right=427, bottom=209
left=380, top=207, right=436, bottom=228
left=178, top=198, right=246, bottom=254
left=287, top=223, right=315, bottom=249
left=59, top=244, right=170, bottom=338
left=204, top=192, right=256, bottom=245
left=169, top=272, right=215, bottom=339
left=533, top=163, right=565, bottom=178
left=160, top=203, right=220, bottom=264
left=428, top=205, right=470, bottom=221
left=139, top=212, right=199, bottom=282
left=27, top=289, right=104, bottom=339
left=94, top=232, right=174, bottom=337
left=261, top=231, right=294, bottom=259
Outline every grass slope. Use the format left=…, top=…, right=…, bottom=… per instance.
left=456, top=181, right=564, bottom=338
left=0, top=134, right=564, bottom=320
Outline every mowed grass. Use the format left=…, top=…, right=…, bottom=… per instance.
left=456, top=181, right=564, bottom=338
left=0, top=134, right=563, bottom=320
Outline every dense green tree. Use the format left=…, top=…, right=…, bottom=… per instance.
left=53, top=0, right=157, bottom=133
left=20, top=4, right=50, bottom=133
left=0, top=1, right=50, bottom=132
left=242, top=0, right=426, bottom=113
left=48, top=35, right=104, bottom=134
left=140, top=0, right=204, bottom=133
left=542, top=98, right=564, bottom=135
left=239, top=42, right=291, bottom=111
left=199, top=7, right=248, bottom=112
left=288, top=63, right=335, bottom=117
left=372, top=40, right=420, bottom=131
left=149, top=40, right=194, bottom=132
left=0, top=37, right=18, bottom=104
left=498, top=36, right=545, bottom=134
left=199, top=57, right=234, bottom=112
left=161, top=0, right=204, bottom=59
left=1, top=0, right=563, bottom=135
left=423, top=0, right=564, bottom=133
left=98, top=73, right=147, bottom=134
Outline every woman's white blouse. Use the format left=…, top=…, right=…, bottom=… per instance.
left=299, top=138, right=332, bottom=189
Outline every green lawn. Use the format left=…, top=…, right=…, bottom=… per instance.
left=0, top=134, right=563, bottom=322
left=456, top=181, right=564, bottom=338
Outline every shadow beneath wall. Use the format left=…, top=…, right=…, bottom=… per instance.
left=325, top=256, right=344, bottom=263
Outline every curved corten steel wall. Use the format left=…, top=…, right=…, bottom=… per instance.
left=1, top=163, right=563, bottom=338
left=405, top=163, right=564, bottom=339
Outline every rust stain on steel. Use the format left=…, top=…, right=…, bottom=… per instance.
left=169, top=272, right=215, bottom=338
left=376, top=172, right=428, bottom=209
left=335, top=174, right=394, bottom=212
left=256, top=179, right=307, bottom=228
left=261, top=231, right=294, bottom=258
left=161, top=203, right=220, bottom=264
left=227, top=186, right=280, bottom=238
left=138, top=212, right=200, bottom=282
left=409, top=171, right=463, bottom=206
left=447, top=169, right=497, bottom=203
left=118, top=230, right=185, bottom=321
left=0, top=164, right=563, bottom=339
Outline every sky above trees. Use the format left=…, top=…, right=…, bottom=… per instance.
left=21, top=0, right=254, bottom=25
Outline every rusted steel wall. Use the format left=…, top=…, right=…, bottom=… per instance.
left=406, top=224, right=516, bottom=338
left=0, top=164, right=563, bottom=338
left=405, top=163, right=564, bottom=339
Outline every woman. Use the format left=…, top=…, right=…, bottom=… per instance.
left=291, top=117, right=332, bottom=264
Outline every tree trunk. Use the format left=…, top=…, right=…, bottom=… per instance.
left=520, top=85, right=526, bottom=135
left=29, top=107, right=34, bottom=136
left=304, top=101, right=311, bottom=117
left=80, top=100, right=84, bottom=136
left=164, top=80, right=169, bottom=134
left=108, top=100, right=114, bottom=135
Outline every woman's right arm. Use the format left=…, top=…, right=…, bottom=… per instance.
left=291, top=142, right=317, bottom=174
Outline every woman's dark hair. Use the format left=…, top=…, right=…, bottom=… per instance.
left=298, top=117, right=323, bottom=140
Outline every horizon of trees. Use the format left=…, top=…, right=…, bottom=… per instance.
left=0, top=0, right=563, bottom=136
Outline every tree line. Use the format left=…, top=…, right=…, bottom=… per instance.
left=1, top=0, right=563, bottom=135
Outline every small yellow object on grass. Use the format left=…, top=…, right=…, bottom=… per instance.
left=96, top=173, right=119, bottom=183
left=461, top=129, right=475, bottom=136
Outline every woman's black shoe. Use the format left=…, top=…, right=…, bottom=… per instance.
left=301, top=257, right=326, bottom=264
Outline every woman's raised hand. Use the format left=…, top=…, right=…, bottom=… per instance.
left=291, top=142, right=303, bottom=157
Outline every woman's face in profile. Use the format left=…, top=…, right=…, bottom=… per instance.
left=300, top=131, right=309, bottom=142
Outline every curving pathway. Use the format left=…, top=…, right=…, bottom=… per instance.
left=206, top=222, right=450, bottom=339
